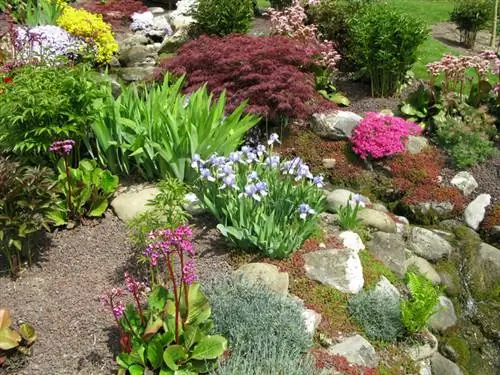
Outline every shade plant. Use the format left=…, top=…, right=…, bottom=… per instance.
left=0, top=157, right=56, bottom=276
left=101, top=226, right=227, bottom=375
left=91, top=74, right=260, bottom=182
left=348, top=2, right=427, bottom=96
left=155, top=34, right=335, bottom=125
left=191, top=134, right=326, bottom=259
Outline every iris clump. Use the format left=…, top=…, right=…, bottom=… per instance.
left=192, top=134, right=325, bottom=259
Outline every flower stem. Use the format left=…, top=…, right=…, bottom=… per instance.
left=166, top=253, right=180, bottom=344
left=64, top=156, right=74, bottom=220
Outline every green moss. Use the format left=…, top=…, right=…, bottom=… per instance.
left=359, top=249, right=400, bottom=288
left=445, top=336, right=471, bottom=368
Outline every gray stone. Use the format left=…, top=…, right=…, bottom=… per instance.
left=450, top=171, right=478, bottom=197
left=311, top=111, right=362, bottom=140
left=469, top=242, right=500, bottom=293
left=114, top=66, right=156, bottom=82
left=339, top=231, right=365, bottom=252
left=159, top=29, right=189, bottom=54
left=428, top=296, right=457, bottom=333
left=464, top=193, right=491, bottom=230
left=374, top=276, right=401, bottom=301
left=326, top=188, right=371, bottom=213
left=408, top=330, right=439, bottom=361
left=406, top=256, right=441, bottom=284
left=367, top=232, right=407, bottom=277
left=292, top=296, right=323, bottom=336
left=430, top=352, right=463, bottom=375
left=408, top=227, right=454, bottom=261
left=438, top=272, right=459, bottom=296
left=119, top=45, right=157, bottom=67
left=234, top=263, right=289, bottom=296
left=182, top=193, right=206, bottom=216
left=406, top=136, right=429, bottom=154
left=322, top=158, right=337, bottom=169
left=357, top=208, right=397, bottom=233
left=111, top=187, right=159, bottom=222
left=371, top=203, right=389, bottom=213
left=119, top=33, right=151, bottom=50
left=303, top=248, right=364, bottom=293
left=329, top=335, right=379, bottom=368
left=407, top=200, right=456, bottom=221
left=418, top=359, right=432, bottom=375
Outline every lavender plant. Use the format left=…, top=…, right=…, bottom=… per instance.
left=101, top=226, right=227, bottom=375
left=192, top=134, right=325, bottom=259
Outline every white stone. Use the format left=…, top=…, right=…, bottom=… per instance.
left=182, top=193, right=206, bottom=215
left=311, top=111, right=362, bottom=140
left=234, top=263, right=289, bottom=296
left=111, top=187, right=159, bottom=222
left=464, top=193, right=491, bottom=230
left=450, top=171, right=478, bottom=197
left=374, top=276, right=401, bottom=301
left=329, top=335, right=379, bottom=368
left=408, top=227, right=454, bottom=261
left=357, top=208, right=397, bottom=233
left=406, top=136, right=429, bottom=154
left=431, top=352, right=463, bottom=375
left=302, top=308, right=322, bottom=335
left=406, top=256, right=442, bottom=284
left=339, top=231, right=365, bottom=252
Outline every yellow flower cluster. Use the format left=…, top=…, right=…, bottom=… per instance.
left=57, top=5, right=118, bottom=64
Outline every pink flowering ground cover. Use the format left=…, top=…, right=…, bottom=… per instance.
left=351, top=112, right=422, bottom=159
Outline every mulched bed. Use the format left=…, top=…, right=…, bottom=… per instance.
left=0, top=214, right=231, bottom=375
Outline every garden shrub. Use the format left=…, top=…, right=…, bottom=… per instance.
left=0, top=64, right=106, bottom=164
left=348, top=287, right=406, bottom=342
left=269, top=0, right=293, bottom=9
left=204, top=277, right=312, bottom=370
left=400, top=272, right=440, bottom=333
left=450, top=0, right=491, bottom=49
left=156, top=34, right=334, bottom=124
left=192, top=135, right=326, bottom=259
left=57, top=4, right=118, bottom=63
left=92, top=74, right=259, bottom=182
left=350, top=112, right=422, bottom=159
left=348, top=3, right=427, bottom=96
left=190, top=0, right=254, bottom=36
left=81, top=0, right=148, bottom=27
left=0, top=157, right=56, bottom=275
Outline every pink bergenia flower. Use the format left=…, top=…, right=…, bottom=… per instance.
left=49, top=139, right=75, bottom=156
left=182, top=260, right=198, bottom=285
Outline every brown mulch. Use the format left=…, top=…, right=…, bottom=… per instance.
left=0, top=214, right=231, bottom=375
left=432, top=22, right=497, bottom=54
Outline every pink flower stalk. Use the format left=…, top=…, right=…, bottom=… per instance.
left=143, top=225, right=195, bottom=265
left=100, top=288, right=125, bottom=319
left=351, top=113, right=422, bottom=159
left=112, top=301, right=125, bottom=319
left=124, top=271, right=147, bottom=295
left=49, top=139, right=75, bottom=156
left=182, top=260, right=198, bottom=285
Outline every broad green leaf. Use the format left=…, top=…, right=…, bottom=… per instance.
left=0, top=328, right=21, bottom=350
left=18, top=323, right=36, bottom=345
left=87, top=199, right=108, bottom=217
left=148, top=286, right=168, bottom=311
left=183, top=283, right=211, bottom=326
left=163, top=345, right=187, bottom=371
left=191, top=335, right=227, bottom=360
left=143, top=318, right=164, bottom=341
left=128, top=364, right=144, bottom=375
left=116, top=353, right=133, bottom=369
left=146, top=337, right=163, bottom=369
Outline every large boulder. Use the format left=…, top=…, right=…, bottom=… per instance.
left=407, top=227, right=454, bottom=261
left=450, top=171, right=478, bottom=197
left=325, top=189, right=371, bottom=213
left=303, top=248, right=364, bottom=293
left=329, top=335, right=379, bottom=368
left=405, top=256, right=441, bottom=284
left=111, top=186, right=159, bottom=221
left=357, top=208, right=397, bottom=233
left=464, top=194, right=491, bottom=230
left=428, top=296, right=457, bottom=333
left=367, top=232, right=407, bottom=277
left=430, top=352, right=463, bottom=375
left=118, top=44, right=158, bottom=67
left=468, top=242, right=500, bottom=295
left=339, top=231, right=365, bottom=252
left=234, top=263, right=289, bottom=296
left=311, top=111, right=362, bottom=140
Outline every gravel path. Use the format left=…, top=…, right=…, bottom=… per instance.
left=0, top=214, right=232, bottom=375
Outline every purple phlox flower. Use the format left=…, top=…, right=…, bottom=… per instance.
left=295, top=163, right=313, bottom=181
left=191, top=153, right=205, bottom=169
left=312, top=175, right=324, bottom=188
left=298, top=203, right=316, bottom=220
left=220, top=174, right=238, bottom=190
left=267, top=133, right=281, bottom=145
left=348, top=194, right=366, bottom=208
left=49, top=139, right=75, bottom=156
left=256, top=144, right=267, bottom=157
left=282, top=157, right=302, bottom=175
left=245, top=152, right=257, bottom=164
left=247, top=171, right=259, bottom=182
left=182, top=260, right=198, bottom=285
left=200, top=167, right=215, bottom=182
left=265, top=155, right=280, bottom=168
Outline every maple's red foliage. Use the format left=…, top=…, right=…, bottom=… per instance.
left=81, top=0, right=148, bottom=27
left=156, top=34, right=335, bottom=123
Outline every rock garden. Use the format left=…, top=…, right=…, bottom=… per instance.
left=0, top=0, right=499, bottom=374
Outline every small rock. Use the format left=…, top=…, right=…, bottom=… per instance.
left=408, top=227, right=454, bottom=261
left=374, top=276, right=401, bottom=301
left=149, top=7, right=167, bottom=15
left=367, top=232, right=407, bottom=277
left=464, top=193, right=491, bottom=230
left=329, top=335, right=379, bottom=368
left=114, top=66, right=156, bottom=82
left=406, top=136, right=429, bottom=154
left=291, top=296, right=322, bottom=335
left=440, top=344, right=459, bottom=363
left=234, top=263, right=289, bottom=296
left=438, top=272, right=459, bottom=296
left=408, top=330, right=439, bottom=361
left=303, top=248, right=364, bottom=293
left=430, top=352, right=463, bottom=375
left=469, top=242, right=500, bottom=293
left=119, top=45, right=157, bottom=67
left=371, top=203, right=389, bottom=213
left=357, top=208, right=397, bottom=233
left=182, top=193, right=206, bottom=216
left=111, top=187, right=159, bottom=221
left=450, top=171, right=478, bottom=197
left=159, top=29, right=189, bottom=54
left=339, top=231, right=365, bottom=252
left=428, top=296, right=457, bottom=333
left=326, top=189, right=371, bottom=213
left=119, top=33, right=151, bottom=50
left=311, top=111, right=362, bottom=140
left=322, top=158, right=337, bottom=169
left=406, top=256, right=441, bottom=284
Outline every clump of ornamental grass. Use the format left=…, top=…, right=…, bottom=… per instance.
left=101, top=226, right=227, bottom=374
left=350, top=112, right=422, bottom=160
left=192, top=134, right=326, bottom=259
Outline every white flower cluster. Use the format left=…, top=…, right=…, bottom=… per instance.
left=130, top=11, right=154, bottom=31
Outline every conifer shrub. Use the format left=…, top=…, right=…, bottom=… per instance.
left=156, top=34, right=334, bottom=124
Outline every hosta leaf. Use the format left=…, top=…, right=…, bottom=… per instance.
left=190, top=335, right=227, bottom=360
left=163, top=345, right=187, bottom=371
